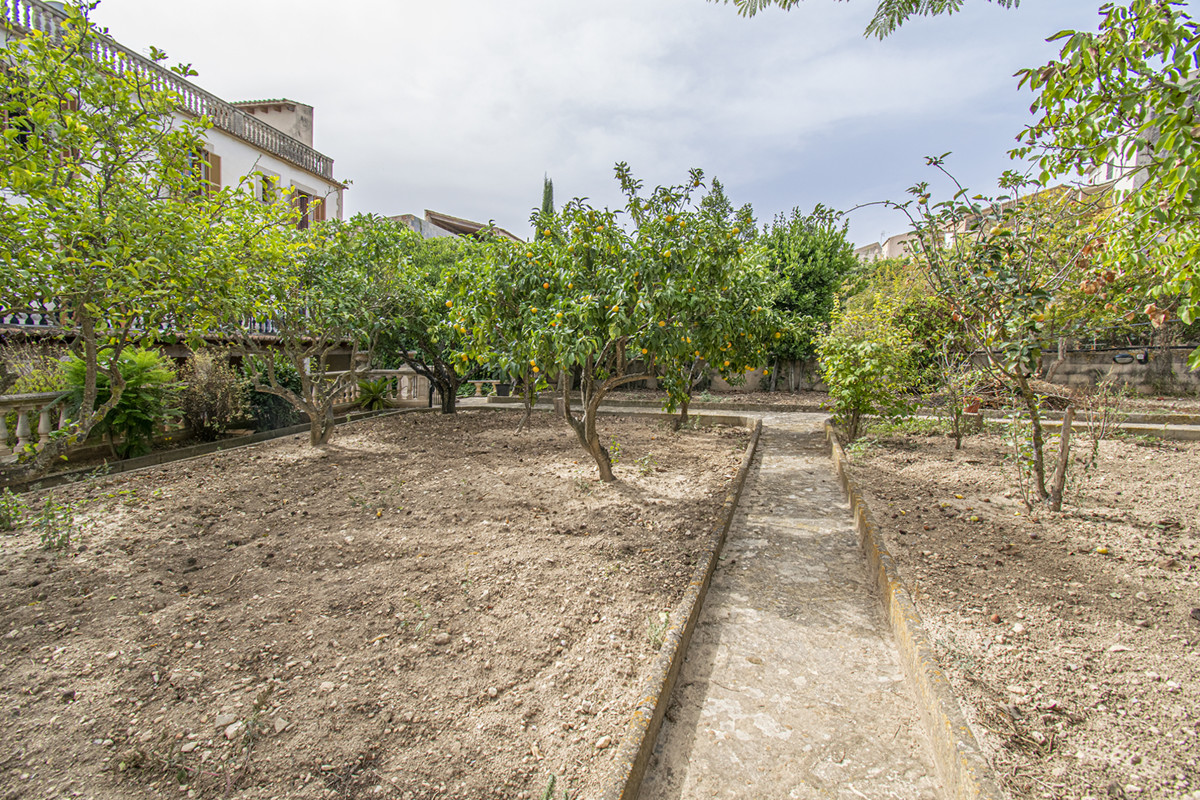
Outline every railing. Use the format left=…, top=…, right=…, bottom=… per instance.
left=0, top=390, right=70, bottom=459
left=325, top=369, right=433, bottom=408
left=0, top=300, right=281, bottom=336
left=0, top=0, right=336, bottom=181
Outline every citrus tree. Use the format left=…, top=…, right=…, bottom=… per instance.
left=376, top=233, right=475, bottom=415
left=226, top=214, right=404, bottom=445
left=459, top=165, right=778, bottom=482
left=449, top=233, right=554, bottom=430
left=0, top=4, right=250, bottom=471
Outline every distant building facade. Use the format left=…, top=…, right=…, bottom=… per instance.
left=0, top=0, right=344, bottom=228
left=394, top=210, right=523, bottom=243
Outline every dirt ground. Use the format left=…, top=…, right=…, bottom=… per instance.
left=0, top=409, right=750, bottom=800
left=848, top=426, right=1200, bottom=799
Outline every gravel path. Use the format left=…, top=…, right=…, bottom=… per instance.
left=638, top=413, right=943, bottom=799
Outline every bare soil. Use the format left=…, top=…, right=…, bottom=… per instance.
left=0, top=410, right=750, bottom=800
left=848, top=428, right=1200, bottom=799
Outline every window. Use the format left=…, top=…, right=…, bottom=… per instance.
left=190, top=149, right=221, bottom=196
left=257, top=172, right=279, bottom=204
left=292, top=189, right=326, bottom=230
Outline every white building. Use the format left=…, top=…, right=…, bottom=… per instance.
left=393, top=210, right=523, bottom=242
left=0, top=0, right=344, bottom=227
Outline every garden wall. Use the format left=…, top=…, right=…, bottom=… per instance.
left=707, top=347, right=1199, bottom=396
left=1039, top=347, right=1199, bottom=393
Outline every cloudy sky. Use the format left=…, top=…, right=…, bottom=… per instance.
left=91, top=0, right=1139, bottom=246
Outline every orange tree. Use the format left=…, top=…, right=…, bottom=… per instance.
left=376, top=232, right=476, bottom=415
left=449, top=232, right=553, bottom=430
left=455, top=165, right=779, bottom=482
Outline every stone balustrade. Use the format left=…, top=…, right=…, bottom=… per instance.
left=325, top=369, right=431, bottom=407
left=0, top=391, right=70, bottom=459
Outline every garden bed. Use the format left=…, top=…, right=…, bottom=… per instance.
left=847, top=426, right=1200, bottom=799
left=0, top=410, right=750, bottom=799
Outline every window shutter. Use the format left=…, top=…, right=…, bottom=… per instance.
left=314, top=196, right=326, bottom=223
left=206, top=152, right=222, bottom=195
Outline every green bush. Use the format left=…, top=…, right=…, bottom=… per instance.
left=817, top=298, right=916, bottom=440
left=178, top=352, right=248, bottom=442
left=63, top=347, right=179, bottom=458
left=244, top=355, right=302, bottom=432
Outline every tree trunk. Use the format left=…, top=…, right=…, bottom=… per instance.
left=517, top=376, right=534, bottom=432
left=1014, top=370, right=1049, bottom=503
left=439, top=386, right=457, bottom=414
left=310, top=405, right=336, bottom=446
left=674, top=397, right=690, bottom=431
left=563, top=389, right=615, bottom=482
left=1047, top=405, right=1075, bottom=511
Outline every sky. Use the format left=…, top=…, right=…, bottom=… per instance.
left=88, top=0, right=1142, bottom=247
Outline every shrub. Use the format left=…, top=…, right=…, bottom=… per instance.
left=63, top=347, right=179, bottom=459
left=178, top=352, right=248, bottom=442
left=817, top=298, right=916, bottom=440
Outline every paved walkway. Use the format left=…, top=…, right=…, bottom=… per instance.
left=638, top=413, right=943, bottom=800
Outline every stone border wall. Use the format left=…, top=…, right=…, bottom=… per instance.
left=599, top=414, right=762, bottom=800
left=826, top=422, right=1008, bottom=800
left=6, top=407, right=418, bottom=494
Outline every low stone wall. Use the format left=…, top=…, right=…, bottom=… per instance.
left=1040, top=347, right=1198, bottom=392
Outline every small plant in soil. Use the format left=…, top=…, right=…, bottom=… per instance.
left=647, top=611, right=670, bottom=650
left=636, top=453, right=658, bottom=476
left=541, top=773, right=572, bottom=800
left=30, top=495, right=78, bottom=552
left=0, top=489, right=24, bottom=532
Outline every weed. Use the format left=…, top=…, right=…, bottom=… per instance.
left=0, top=489, right=24, bottom=532
left=608, top=437, right=621, bottom=466
left=30, top=495, right=77, bottom=552
left=844, top=437, right=877, bottom=460
left=541, top=774, right=572, bottom=800
left=866, top=416, right=947, bottom=437
left=406, top=597, right=431, bottom=636
left=647, top=611, right=670, bottom=650
left=573, top=474, right=593, bottom=495
left=635, top=453, right=657, bottom=476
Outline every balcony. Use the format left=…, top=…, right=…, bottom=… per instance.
left=1, top=0, right=337, bottom=181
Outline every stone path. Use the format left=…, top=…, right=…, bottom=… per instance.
left=638, top=413, right=943, bottom=800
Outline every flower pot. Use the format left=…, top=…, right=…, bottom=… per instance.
left=495, top=382, right=512, bottom=397
left=963, top=397, right=982, bottom=414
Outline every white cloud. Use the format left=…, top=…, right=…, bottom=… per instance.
left=93, top=0, right=1133, bottom=242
